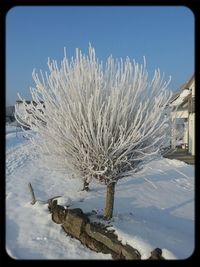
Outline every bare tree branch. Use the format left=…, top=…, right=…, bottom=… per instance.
left=28, top=182, right=36, bottom=205
left=16, top=45, right=175, bottom=188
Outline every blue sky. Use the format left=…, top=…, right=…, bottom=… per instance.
left=6, top=6, right=194, bottom=105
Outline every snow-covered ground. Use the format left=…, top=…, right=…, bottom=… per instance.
left=6, top=125, right=194, bottom=259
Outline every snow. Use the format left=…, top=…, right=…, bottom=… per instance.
left=171, top=89, right=191, bottom=106
left=6, top=125, right=194, bottom=259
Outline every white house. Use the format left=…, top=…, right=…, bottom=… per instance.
left=170, top=74, right=195, bottom=155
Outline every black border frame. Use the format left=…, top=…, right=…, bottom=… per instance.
left=1, top=0, right=199, bottom=265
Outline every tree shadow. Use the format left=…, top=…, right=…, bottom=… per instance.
left=112, top=196, right=194, bottom=259
left=117, top=166, right=194, bottom=187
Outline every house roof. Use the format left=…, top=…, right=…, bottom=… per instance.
left=184, top=73, right=195, bottom=89
left=16, top=100, right=32, bottom=104
left=16, top=100, right=44, bottom=105
left=170, top=73, right=194, bottom=106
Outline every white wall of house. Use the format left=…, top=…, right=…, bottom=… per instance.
left=188, top=113, right=195, bottom=155
left=172, top=110, right=188, bottom=119
left=188, top=79, right=195, bottom=155
left=171, top=107, right=189, bottom=149
left=191, top=80, right=195, bottom=96
left=15, top=102, right=24, bottom=114
left=183, top=121, right=188, bottom=145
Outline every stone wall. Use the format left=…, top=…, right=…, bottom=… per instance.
left=48, top=199, right=165, bottom=260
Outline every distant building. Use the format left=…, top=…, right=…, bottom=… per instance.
left=170, top=74, right=195, bottom=155
left=6, top=106, right=15, bottom=123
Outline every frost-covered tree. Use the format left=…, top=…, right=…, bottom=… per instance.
left=15, top=45, right=174, bottom=220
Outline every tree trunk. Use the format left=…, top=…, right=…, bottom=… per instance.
left=104, top=182, right=115, bottom=220
left=82, top=179, right=89, bottom=192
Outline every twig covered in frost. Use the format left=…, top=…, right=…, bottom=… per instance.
left=15, top=44, right=175, bottom=187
